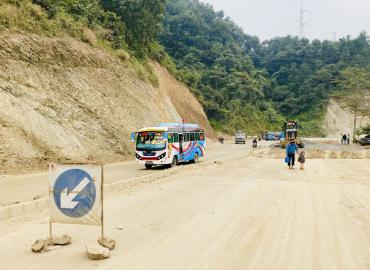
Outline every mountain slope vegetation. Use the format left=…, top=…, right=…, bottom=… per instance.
left=160, top=0, right=370, bottom=135
left=1, top=0, right=370, bottom=137
left=0, top=0, right=214, bottom=173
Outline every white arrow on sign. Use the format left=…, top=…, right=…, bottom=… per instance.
left=61, top=177, right=90, bottom=209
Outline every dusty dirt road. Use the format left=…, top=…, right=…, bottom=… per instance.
left=1, top=141, right=370, bottom=270
left=0, top=141, right=250, bottom=206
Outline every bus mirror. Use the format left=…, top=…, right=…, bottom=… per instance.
left=130, top=132, right=136, bottom=142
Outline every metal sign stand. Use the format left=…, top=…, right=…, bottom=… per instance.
left=100, top=165, right=104, bottom=240
left=48, top=163, right=104, bottom=241
left=49, top=163, right=53, bottom=241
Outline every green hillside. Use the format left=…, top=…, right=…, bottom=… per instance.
left=159, top=0, right=370, bottom=136
left=1, top=0, right=370, bottom=136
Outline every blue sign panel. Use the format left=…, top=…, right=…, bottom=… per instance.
left=53, top=169, right=96, bottom=218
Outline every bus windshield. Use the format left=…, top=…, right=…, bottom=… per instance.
left=136, top=132, right=166, bottom=151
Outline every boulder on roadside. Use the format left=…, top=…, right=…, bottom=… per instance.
left=31, top=239, right=46, bottom=253
left=50, top=235, right=72, bottom=246
left=98, top=237, right=116, bottom=250
left=86, top=245, right=110, bottom=260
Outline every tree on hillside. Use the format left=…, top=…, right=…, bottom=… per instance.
left=159, top=0, right=276, bottom=133
left=337, top=67, right=370, bottom=141
left=100, top=0, right=166, bottom=57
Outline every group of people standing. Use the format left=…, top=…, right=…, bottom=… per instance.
left=341, top=133, right=351, bottom=145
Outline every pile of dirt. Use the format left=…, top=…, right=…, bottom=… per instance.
left=249, top=142, right=370, bottom=160
left=0, top=31, right=215, bottom=174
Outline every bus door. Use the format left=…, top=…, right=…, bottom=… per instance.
left=179, top=133, right=184, bottom=154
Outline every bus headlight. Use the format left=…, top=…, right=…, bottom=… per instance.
left=157, top=153, right=166, bottom=160
left=136, top=154, right=142, bottom=160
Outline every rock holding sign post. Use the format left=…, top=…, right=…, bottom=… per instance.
left=86, top=245, right=110, bottom=260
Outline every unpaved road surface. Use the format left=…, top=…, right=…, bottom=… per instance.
left=1, top=142, right=370, bottom=270
left=0, top=141, right=251, bottom=206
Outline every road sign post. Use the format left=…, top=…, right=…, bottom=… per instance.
left=49, top=163, right=104, bottom=239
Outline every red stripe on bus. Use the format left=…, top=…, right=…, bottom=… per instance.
left=141, top=157, right=158, bottom=161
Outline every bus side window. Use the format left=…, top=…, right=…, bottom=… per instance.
left=168, top=133, right=174, bottom=143
left=190, top=133, right=195, bottom=142
left=200, top=132, right=205, bottom=140
left=195, top=133, right=200, bottom=141
left=174, top=133, right=179, bottom=143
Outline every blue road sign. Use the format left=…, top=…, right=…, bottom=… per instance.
left=53, top=169, right=96, bottom=218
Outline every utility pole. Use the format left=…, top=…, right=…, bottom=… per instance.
left=298, top=2, right=307, bottom=38
left=333, top=31, right=337, bottom=42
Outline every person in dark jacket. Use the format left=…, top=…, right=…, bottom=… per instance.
left=252, top=138, right=258, bottom=148
left=286, top=139, right=299, bottom=169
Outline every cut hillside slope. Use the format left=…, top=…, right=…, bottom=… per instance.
left=324, top=98, right=370, bottom=137
left=0, top=31, right=214, bottom=174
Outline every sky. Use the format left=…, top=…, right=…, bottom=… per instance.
left=203, top=0, right=370, bottom=41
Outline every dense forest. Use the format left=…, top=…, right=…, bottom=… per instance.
left=1, top=0, right=370, bottom=135
left=160, top=0, right=370, bottom=135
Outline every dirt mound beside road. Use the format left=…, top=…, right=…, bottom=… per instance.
left=250, top=141, right=370, bottom=160
left=0, top=31, right=214, bottom=174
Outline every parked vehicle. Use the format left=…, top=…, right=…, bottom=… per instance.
left=266, top=132, right=281, bottom=141
left=358, top=134, right=370, bottom=146
left=235, top=131, right=246, bottom=144
left=261, top=132, right=268, bottom=141
left=263, top=131, right=281, bottom=141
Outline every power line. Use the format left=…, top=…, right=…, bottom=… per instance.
left=250, top=56, right=359, bottom=61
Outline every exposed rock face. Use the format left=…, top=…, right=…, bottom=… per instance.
left=0, top=31, right=215, bottom=174
left=324, top=99, right=370, bottom=137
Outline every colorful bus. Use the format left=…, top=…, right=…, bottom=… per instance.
left=134, top=123, right=206, bottom=169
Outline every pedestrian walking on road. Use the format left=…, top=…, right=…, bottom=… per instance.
left=342, top=133, right=347, bottom=145
left=286, top=139, right=299, bottom=169
left=347, top=133, right=350, bottom=145
left=298, top=151, right=306, bottom=170
left=340, top=133, right=343, bottom=144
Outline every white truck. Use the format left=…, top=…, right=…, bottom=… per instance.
left=235, top=131, right=246, bottom=144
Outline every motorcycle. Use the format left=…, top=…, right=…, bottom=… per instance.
left=252, top=139, right=258, bottom=148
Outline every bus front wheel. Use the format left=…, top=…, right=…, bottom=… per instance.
left=168, top=156, right=178, bottom=168
left=145, top=164, right=153, bottom=169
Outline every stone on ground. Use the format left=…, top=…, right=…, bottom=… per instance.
left=86, top=245, right=110, bottom=260
left=50, top=235, right=72, bottom=245
left=31, top=239, right=46, bottom=253
left=98, top=237, right=116, bottom=250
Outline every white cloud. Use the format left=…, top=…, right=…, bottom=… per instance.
left=203, top=0, right=370, bottom=41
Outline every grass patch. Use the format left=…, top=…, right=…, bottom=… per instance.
left=0, top=0, right=160, bottom=87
